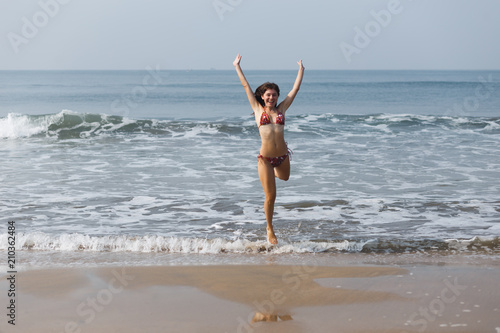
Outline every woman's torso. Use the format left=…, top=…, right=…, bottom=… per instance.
left=255, top=108, right=288, bottom=157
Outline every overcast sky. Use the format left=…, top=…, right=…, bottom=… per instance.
left=1, top=0, right=499, bottom=70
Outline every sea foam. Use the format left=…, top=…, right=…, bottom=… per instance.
left=1, top=232, right=498, bottom=254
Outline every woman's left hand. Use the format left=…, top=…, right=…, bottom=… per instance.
left=297, top=60, right=304, bottom=70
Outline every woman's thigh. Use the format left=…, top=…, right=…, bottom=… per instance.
left=258, top=158, right=276, bottom=197
left=274, top=156, right=290, bottom=181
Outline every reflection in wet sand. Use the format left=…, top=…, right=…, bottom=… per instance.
left=20, top=264, right=409, bottom=330
left=251, top=312, right=293, bottom=323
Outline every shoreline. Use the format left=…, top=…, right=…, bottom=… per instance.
left=7, top=250, right=500, bottom=272
left=1, top=256, right=500, bottom=332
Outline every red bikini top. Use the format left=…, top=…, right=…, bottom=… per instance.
left=260, top=110, right=285, bottom=126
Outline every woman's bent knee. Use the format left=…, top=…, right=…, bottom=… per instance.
left=275, top=172, right=289, bottom=181
left=280, top=174, right=289, bottom=181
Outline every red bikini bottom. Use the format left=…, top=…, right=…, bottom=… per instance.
left=258, top=148, right=292, bottom=167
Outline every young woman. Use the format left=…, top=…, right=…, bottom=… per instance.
left=233, top=54, right=304, bottom=244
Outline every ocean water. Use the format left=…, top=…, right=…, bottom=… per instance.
left=1, top=70, right=499, bottom=268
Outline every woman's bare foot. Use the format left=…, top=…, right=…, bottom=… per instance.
left=267, top=227, right=278, bottom=245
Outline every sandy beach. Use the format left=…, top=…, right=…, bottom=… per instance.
left=1, top=255, right=500, bottom=333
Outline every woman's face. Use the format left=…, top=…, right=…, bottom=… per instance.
left=262, top=89, right=278, bottom=108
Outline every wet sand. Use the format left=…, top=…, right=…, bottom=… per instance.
left=1, top=260, right=500, bottom=333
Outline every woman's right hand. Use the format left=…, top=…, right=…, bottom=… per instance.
left=233, top=54, right=242, bottom=67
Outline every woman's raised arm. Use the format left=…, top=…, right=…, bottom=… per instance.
left=233, top=54, right=260, bottom=112
left=278, top=60, right=305, bottom=113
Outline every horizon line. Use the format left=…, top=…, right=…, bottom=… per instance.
left=1, top=68, right=499, bottom=71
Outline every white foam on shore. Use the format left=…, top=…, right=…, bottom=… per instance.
left=0, top=232, right=368, bottom=254
left=1, top=232, right=499, bottom=255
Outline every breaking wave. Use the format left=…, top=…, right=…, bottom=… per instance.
left=1, top=110, right=499, bottom=139
left=1, top=232, right=498, bottom=254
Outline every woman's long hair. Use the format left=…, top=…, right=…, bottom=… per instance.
left=254, top=82, right=280, bottom=107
